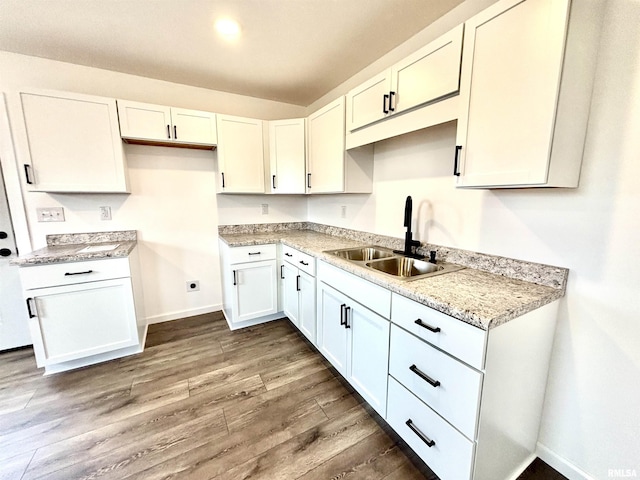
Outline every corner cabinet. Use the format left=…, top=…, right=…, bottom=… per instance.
left=307, top=97, right=373, bottom=194
left=216, top=115, right=265, bottom=193
left=346, top=24, right=463, bottom=132
left=18, top=250, right=146, bottom=375
left=219, top=241, right=279, bottom=330
left=19, top=89, right=129, bottom=193
left=117, top=100, right=217, bottom=148
left=268, top=118, right=306, bottom=194
left=455, top=0, right=604, bottom=188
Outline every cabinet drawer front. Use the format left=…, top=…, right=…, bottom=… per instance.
left=387, top=377, right=475, bottom=480
left=391, top=293, right=486, bottom=369
left=318, top=261, right=391, bottom=318
left=282, top=244, right=300, bottom=264
left=389, top=324, right=482, bottom=439
left=19, top=258, right=131, bottom=290
left=228, top=244, right=277, bottom=263
left=295, top=250, right=316, bottom=276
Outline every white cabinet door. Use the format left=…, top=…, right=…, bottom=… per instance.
left=282, top=261, right=299, bottom=326
left=347, top=304, right=390, bottom=418
left=456, top=0, right=570, bottom=187
left=233, top=260, right=277, bottom=323
left=26, top=278, right=139, bottom=366
left=269, top=118, right=306, bottom=194
left=20, top=90, right=128, bottom=193
left=306, top=97, right=346, bottom=194
left=217, top=115, right=265, bottom=193
left=117, top=100, right=172, bottom=142
left=346, top=71, right=392, bottom=131
left=171, top=107, right=217, bottom=146
left=298, top=270, right=316, bottom=345
left=390, top=24, right=463, bottom=114
left=317, top=282, right=348, bottom=376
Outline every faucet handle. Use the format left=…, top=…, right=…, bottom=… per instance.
left=429, top=251, right=437, bottom=264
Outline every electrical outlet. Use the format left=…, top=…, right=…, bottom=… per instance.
left=186, top=280, right=200, bottom=292
left=341, top=205, right=347, bottom=218
left=36, top=207, right=65, bottom=222
left=99, top=206, right=111, bottom=221
left=261, top=204, right=269, bottom=215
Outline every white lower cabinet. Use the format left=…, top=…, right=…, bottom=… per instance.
left=317, top=262, right=390, bottom=418
left=281, top=245, right=317, bottom=344
left=219, top=241, right=279, bottom=329
left=19, top=250, right=146, bottom=374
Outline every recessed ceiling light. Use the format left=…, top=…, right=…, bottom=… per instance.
left=215, top=18, right=241, bottom=39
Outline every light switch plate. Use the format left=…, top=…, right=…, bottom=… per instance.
left=36, top=207, right=65, bottom=222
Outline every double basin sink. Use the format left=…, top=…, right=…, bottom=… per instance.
left=324, top=246, right=464, bottom=281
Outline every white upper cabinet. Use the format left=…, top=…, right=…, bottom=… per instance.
left=117, top=100, right=217, bottom=148
left=216, top=114, right=265, bottom=193
left=346, top=25, right=463, bottom=133
left=268, top=118, right=306, bottom=194
left=20, top=89, right=129, bottom=193
left=307, top=97, right=373, bottom=194
left=455, top=0, right=603, bottom=188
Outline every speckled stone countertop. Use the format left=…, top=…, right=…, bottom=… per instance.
left=11, top=231, right=137, bottom=266
left=219, top=224, right=567, bottom=330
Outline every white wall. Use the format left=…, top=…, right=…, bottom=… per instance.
left=310, top=1, right=640, bottom=478
left=0, top=51, right=306, bottom=323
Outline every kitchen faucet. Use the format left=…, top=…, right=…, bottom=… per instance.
left=394, top=196, right=422, bottom=258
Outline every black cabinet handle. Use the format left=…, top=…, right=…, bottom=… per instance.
left=296, top=275, right=301, bottom=292
left=307, top=173, right=312, bottom=189
left=280, top=265, right=284, bottom=279
left=409, top=364, right=441, bottom=387
left=272, top=175, right=276, bottom=189
left=454, top=145, right=462, bottom=176
left=389, top=91, right=396, bottom=112
left=64, top=270, right=93, bottom=276
left=344, top=306, right=351, bottom=328
left=248, top=252, right=261, bottom=256
left=383, top=94, right=389, bottom=114
left=232, top=270, right=237, bottom=286
left=414, top=319, right=441, bottom=333
left=0, top=248, right=12, bottom=257
left=26, top=298, right=36, bottom=318
left=166, top=124, right=171, bottom=139
left=174, top=125, right=177, bottom=139
left=340, top=303, right=346, bottom=326
left=24, top=164, right=33, bottom=185
left=284, top=252, right=293, bottom=257
left=406, top=419, right=435, bottom=447
left=221, top=172, right=225, bottom=188
left=299, top=260, right=309, bottom=266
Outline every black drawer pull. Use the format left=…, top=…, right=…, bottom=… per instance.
left=414, top=319, right=441, bottom=333
left=406, top=419, right=435, bottom=447
left=284, top=252, right=293, bottom=257
left=26, top=298, right=36, bottom=318
left=340, top=304, right=346, bottom=326
left=299, top=260, right=309, bottom=266
left=64, top=270, right=93, bottom=276
left=409, top=364, right=441, bottom=388
left=247, top=252, right=261, bottom=256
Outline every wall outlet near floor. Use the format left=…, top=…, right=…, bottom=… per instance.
left=261, top=204, right=269, bottom=215
left=99, top=206, right=112, bottom=221
left=36, top=207, right=65, bottom=222
left=186, top=280, right=200, bottom=292
left=341, top=205, right=347, bottom=219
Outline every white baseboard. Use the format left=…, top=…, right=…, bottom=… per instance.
left=145, top=304, right=222, bottom=324
left=537, top=443, right=596, bottom=480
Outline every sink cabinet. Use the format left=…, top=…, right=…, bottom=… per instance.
left=219, top=242, right=279, bottom=329
left=19, top=89, right=129, bottom=193
left=18, top=250, right=146, bottom=374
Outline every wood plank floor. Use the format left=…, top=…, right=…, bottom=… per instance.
left=0, top=312, right=566, bottom=480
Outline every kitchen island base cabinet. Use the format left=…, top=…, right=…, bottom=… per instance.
left=19, top=249, right=146, bottom=375
left=219, top=241, right=280, bottom=330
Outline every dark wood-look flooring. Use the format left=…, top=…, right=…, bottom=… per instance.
left=0, top=313, right=566, bottom=480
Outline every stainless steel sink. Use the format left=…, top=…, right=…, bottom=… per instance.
left=324, top=246, right=464, bottom=281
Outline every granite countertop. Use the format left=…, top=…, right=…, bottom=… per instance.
left=12, top=230, right=137, bottom=266
left=219, top=229, right=565, bottom=330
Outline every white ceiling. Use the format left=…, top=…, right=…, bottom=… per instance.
left=0, top=0, right=464, bottom=106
